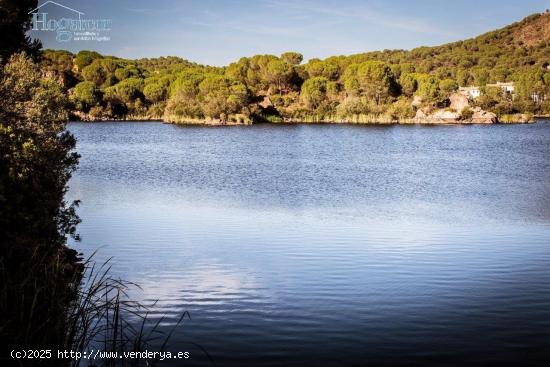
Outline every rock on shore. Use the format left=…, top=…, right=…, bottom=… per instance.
left=413, top=93, right=498, bottom=124
left=413, top=107, right=498, bottom=124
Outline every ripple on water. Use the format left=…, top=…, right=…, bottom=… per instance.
left=69, top=122, right=550, bottom=366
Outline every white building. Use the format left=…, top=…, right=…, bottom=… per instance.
left=459, top=82, right=516, bottom=100
left=487, top=82, right=515, bottom=95
left=531, top=92, right=545, bottom=103
left=458, top=86, right=481, bottom=99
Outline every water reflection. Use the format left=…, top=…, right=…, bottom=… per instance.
left=68, top=122, right=550, bottom=366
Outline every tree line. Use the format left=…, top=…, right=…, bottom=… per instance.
left=43, top=13, right=550, bottom=123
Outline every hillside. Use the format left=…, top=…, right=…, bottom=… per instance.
left=41, top=12, right=550, bottom=124
left=334, top=11, right=550, bottom=82
left=513, top=12, right=550, bottom=47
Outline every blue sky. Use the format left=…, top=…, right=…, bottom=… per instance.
left=31, top=0, right=550, bottom=65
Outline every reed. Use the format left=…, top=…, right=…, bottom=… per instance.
left=499, top=113, right=535, bottom=124
left=66, top=254, right=190, bottom=367
left=1, top=249, right=188, bottom=366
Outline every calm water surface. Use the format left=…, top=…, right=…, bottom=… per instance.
left=68, top=122, right=550, bottom=366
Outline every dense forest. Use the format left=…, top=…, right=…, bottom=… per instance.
left=43, top=12, right=550, bottom=123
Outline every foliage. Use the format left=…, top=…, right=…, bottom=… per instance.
left=415, top=74, right=441, bottom=101
left=39, top=12, right=550, bottom=121
left=74, top=50, right=102, bottom=70
left=281, top=52, right=303, bottom=65
left=343, top=61, right=399, bottom=104
left=301, top=76, right=328, bottom=109
left=387, top=98, right=416, bottom=120
left=0, top=0, right=41, bottom=63
left=399, top=73, right=418, bottom=97
left=71, top=81, right=101, bottom=112
left=81, top=59, right=107, bottom=86
left=266, top=58, right=293, bottom=93
left=144, top=82, right=167, bottom=103
left=460, top=107, right=474, bottom=120
left=439, top=79, right=459, bottom=97
left=0, top=52, right=80, bottom=354
left=474, top=86, right=514, bottom=115
left=1, top=3, right=187, bottom=361
left=197, top=74, right=248, bottom=119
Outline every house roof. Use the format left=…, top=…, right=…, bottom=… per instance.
left=487, top=82, right=515, bottom=87
left=28, top=1, right=84, bottom=15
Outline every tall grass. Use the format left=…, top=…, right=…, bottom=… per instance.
left=284, top=113, right=398, bottom=124
left=1, top=248, right=191, bottom=367
left=65, top=255, right=190, bottom=367
left=499, top=113, right=535, bottom=123
left=164, top=113, right=252, bottom=125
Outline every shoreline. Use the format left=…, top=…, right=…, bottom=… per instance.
left=70, top=117, right=539, bottom=126
left=71, top=109, right=539, bottom=126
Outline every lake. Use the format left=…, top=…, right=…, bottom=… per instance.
left=68, top=121, right=550, bottom=366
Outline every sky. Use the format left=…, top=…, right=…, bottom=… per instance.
left=30, top=0, right=550, bottom=66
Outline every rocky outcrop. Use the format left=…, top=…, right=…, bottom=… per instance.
left=411, top=95, right=423, bottom=108
left=259, top=96, right=274, bottom=109
left=517, top=114, right=534, bottom=123
left=413, top=107, right=497, bottom=124
left=471, top=108, right=498, bottom=123
left=414, top=109, right=427, bottom=120
left=449, top=93, right=470, bottom=112
left=412, top=92, right=498, bottom=124
left=414, top=109, right=460, bottom=124
left=432, top=110, right=461, bottom=121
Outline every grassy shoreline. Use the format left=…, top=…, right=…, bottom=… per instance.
left=71, top=116, right=537, bottom=125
